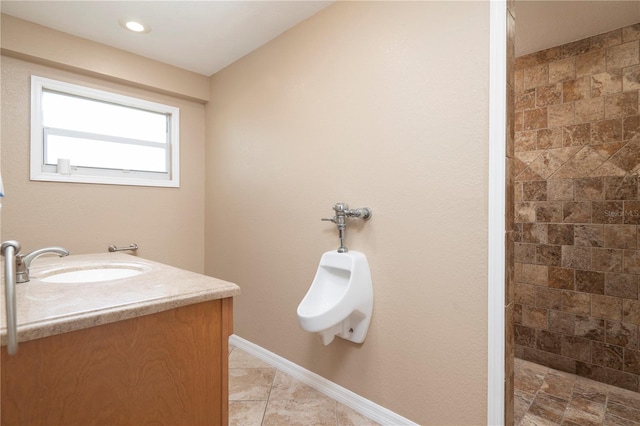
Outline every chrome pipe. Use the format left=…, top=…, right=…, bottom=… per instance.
left=1, top=240, right=21, bottom=355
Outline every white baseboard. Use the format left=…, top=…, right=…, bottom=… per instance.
left=229, top=334, right=418, bottom=426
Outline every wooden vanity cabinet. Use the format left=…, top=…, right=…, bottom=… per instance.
left=1, top=298, right=233, bottom=426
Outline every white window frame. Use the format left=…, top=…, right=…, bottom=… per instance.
left=30, top=76, right=180, bottom=188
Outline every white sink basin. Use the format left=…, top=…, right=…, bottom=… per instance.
left=40, top=266, right=145, bottom=283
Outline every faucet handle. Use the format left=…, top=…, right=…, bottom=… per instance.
left=321, top=217, right=337, bottom=223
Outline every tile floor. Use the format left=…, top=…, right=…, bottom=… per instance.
left=515, top=358, right=640, bottom=426
left=228, top=345, right=380, bottom=426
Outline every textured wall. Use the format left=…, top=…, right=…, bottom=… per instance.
left=206, top=2, right=490, bottom=423
left=1, top=56, right=207, bottom=272
left=514, top=23, right=640, bottom=392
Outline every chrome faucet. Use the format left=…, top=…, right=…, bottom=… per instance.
left=16, top=246, right=69, bottom=283
left=322, top=203, right=372, bottom=253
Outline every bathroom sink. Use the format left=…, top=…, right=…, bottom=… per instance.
left=40, top=265, right=146, bottom=283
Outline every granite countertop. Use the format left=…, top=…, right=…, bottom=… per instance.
left=0, top=253, right=240, bottom=344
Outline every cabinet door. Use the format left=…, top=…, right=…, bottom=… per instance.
left=2, top=299, right=232, bottom=426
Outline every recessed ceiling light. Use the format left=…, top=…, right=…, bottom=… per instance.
left=118, top=18, right=150, bottom=34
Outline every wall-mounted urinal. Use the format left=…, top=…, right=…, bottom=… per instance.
left=297, top=250, right=373, bottom=345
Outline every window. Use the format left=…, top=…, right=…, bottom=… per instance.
left=30, top=76, right=180, bottom=187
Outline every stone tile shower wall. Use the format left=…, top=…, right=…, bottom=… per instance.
left=514, top=23, right=640, bottom=392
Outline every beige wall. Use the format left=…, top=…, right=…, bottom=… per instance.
left=206, top=2, right=490, bottom=423
left=1, top=14, right=210, bottom=103
left=1, top=55, right=207, bottom=272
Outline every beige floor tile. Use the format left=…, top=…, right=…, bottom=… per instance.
left=336, top=403, right=380, bottom=426
left=229, top=348, right=274, bottom=369
left=268, top=370, right=333, bottom=402
left=262, top=399, right=336, bottom=426
left=539, top=370, right=576, bottom=400
left=229, top=400, right=267, bottom=426
left=528, top=393, right=568, bottom=423
left=229, top=368, right=276, bottom=401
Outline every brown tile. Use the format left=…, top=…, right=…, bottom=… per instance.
left=549, top=310, right=575, bottom=334
left=573, top=377, right=609, bottom=404
left=536, top=244, right=562, bottom=267
left=564, top=404, right=604, bottom=426
left=623, top=250, right=640, bottom=275
left=622, top=64, right=640, bottom=91
left=563, top=202, right=592, bottom=223
left=606, top=321, right=638, bottom=349
left=604, top=225, right=637, bottom=249
left=574, top=224, right=605, bottom=247
left=593, top=29, right=623, bottom=49
left=548, top=102, right=575, bottom=128
left=591, top=70, right=623, bottom=97
left=515, top=69, right=524, bottom=92
left=591, top=141, right=626, bottom=159
left=515, top=130, right=537, bottom=152
left=608, top=138, right=640, bottom=173
left=516, top=88, right=536, bottom=110
left=592, top=342, right=624, bottom=370
left=607, top=385, right=640, bottom=411
left=521, top=263, right=549, bottom=286
left=606, top=41, right=640, bottom=70
left=563, top=123, right=592, bottom=146
left=591, top=248, right=623, bottom=273
left=562, top=38, right=593, bottom=58
left=524, top=64, right=549, bottom=90
left=593, top=201, right=624, bottom=224
left=622, top=23, right=640, bottom=42
left=562, top=335, right=591, bottom=362
left=536, top=83, right=562, bottom=107
left=604, top=368, right=639, bottom=392
left=592, top=294, right=623, bottom=321
left=549, top=57, right=575, bottom=84
left=521, top=223, right=548, bottom=244
left=575, top=177, right=604, bottom=201
left=562, top=245, right=591, bottom=269
left=515, top=324, right=536, bottom=348
left=537, top=128, right=563, bottom=149
left=536, top=329, right=563, bottom=355
left=605, top=176, right=638, bottom=200
left=624, top=201, right=640, bottom=225
left=536, top=286, right=562, bottom=310
left=563, top=291, right=591, bottom=315
left=576, top=270, right=605, bottom=294
left=536, top=202, right=562, bottom=223
left=515, top=242, right=536, bottom=264
left=576, top=49, right=607, bottom=77
left=575, top=316, right=605, bottom=341
left=575, top=98, right=605, bottom=124
left=523, top=181, right=547, bottom=201
left=514, top=360, right=547, bottom=393
left=606, top=273, right=639, bottom=299
left=549, top=267, right=574, bottom=290
left=522, top=305, right=549, bottom=329
left=548, top=224, right=574, bottom=245
left=606, top=400, right=640, bottom=423
left=622, top=299, right=640, bottom=325
left=591, top=119, right=623, bottom=143
left=623, top=116, right=640, bottom=141
left=524, top=107, right=548, bottom=130
left=514, top=390, right=534, bottom=424
left=516, top=283, right=536, bottom=306
left=516, top=202, right=536, bottom=223
left=564, top=76, right=591, bottom=102
left=552, top=146, right=607, bottom=179
left=605, top=92, right=639, bottom=119
left=527, top=391, right=567, bottom=423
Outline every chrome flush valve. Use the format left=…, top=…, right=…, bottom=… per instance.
left=322, top=203, right=372, bottom=253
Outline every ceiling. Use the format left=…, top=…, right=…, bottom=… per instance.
left=1, top=1, right=639, bottom=76
left=0, top=1, right=333, bottom=76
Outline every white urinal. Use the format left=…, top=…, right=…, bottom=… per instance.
left=297, top=250, right=373, bottom=345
